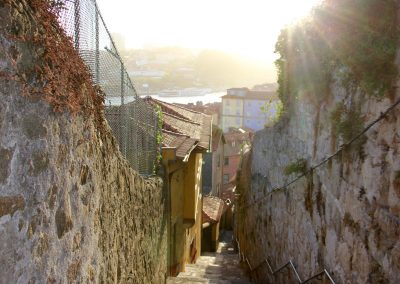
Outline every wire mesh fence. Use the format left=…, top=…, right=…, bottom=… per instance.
left=57, top=0, right=159, bottom=175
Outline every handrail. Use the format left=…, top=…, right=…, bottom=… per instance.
left=301, top=269, right=336, bottom=284
left=236, top=238, right=335, bottom=284
left=274, top=260, right=302, bottom=283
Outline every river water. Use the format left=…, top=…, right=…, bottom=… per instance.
left=105, top=91, right=225, bottom=106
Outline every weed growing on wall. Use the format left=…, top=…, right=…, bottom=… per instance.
left=263, top=100, right=285, bottom=128
left=330, top=103, right=364, bottom=142
left=153, top=105, right=164, bottom=174
left=284, top=158, right=307, bottom=176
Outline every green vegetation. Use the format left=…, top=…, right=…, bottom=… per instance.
left=284, top=158, right=307, bottom=176
left=261, top=100, right=285, bottom=128
left=330, top=103, right=364, bottom=143
left=275, top=0, right=399, bottom=110
left=153, top=105, right=163, bottom=174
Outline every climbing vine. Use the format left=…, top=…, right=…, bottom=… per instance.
left=275, top=0, right=399, bottom=110
left=153, top=104, right=164, bottom=174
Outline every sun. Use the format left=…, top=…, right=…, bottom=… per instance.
left=279, top=0, right=322, bottom=24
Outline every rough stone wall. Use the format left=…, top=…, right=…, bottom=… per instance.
left=236, top=53, right=400, bottom=284
left=0, top=2, right=167, bottom=283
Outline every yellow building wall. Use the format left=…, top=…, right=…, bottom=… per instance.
left=211, top=222, right=220, bottom=252
left=183, top=153, right=202, bottom=224
left=169, top=168, right=186, bottom=275
left=171, top=169, right=184, bottom=223
left=166, top=152, right=204, bottom=275
left=185, top=194, right=202, bottom=264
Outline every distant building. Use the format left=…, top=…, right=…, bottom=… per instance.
left=219, top=128, right=253, bottom=231
left=221, top=88, right=278, bottom=132
left=202, top=125, right=225, bottom=197
left=252, top=82, right=278, bottom=92
left=128, top=70, right=166, bottom=78
left=178, top=102, right=221, bottom=127
left=222, top=128, right=253, bottom=188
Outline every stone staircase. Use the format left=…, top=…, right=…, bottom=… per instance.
left=167, top=231, right=251, bottom=284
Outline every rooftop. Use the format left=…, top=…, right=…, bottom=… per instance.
left=221, top=184, right=236, bottom=202
left=202, top=196, right=226, bottom=224
left=224, top=128, right=253, bottom=143
left=145, top=97, right=212, bottom=159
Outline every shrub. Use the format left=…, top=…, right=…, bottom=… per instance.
left=284, top=158, right=307, bottom=176
left=275, top=0, right=399, bottom=111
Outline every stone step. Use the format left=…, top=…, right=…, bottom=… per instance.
left=178, top=267, right=247, bottom=275
left=181, top=267, right=247, bottom=276
left=167, top=276, right=251, bottom=284
left=168, top=231, right=251, bottom=284
left=167, top=276, right=209, bottom=283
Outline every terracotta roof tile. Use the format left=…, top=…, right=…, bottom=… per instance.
left=145, top=97, right=212, bottom=157
left=224, top=131, right=252, bottom=142
left=221, top=185, right=235, bottom=202
left=162, top=131, right=197, bottom=159
left=202, top=196, right=225, bottom=224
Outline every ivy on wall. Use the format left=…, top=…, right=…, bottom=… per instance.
left=275, top=0, right=399, bottom=110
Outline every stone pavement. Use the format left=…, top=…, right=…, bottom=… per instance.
left=167, top=231, right=251, bottom=284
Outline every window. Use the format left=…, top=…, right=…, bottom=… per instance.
left=223, top=174, right=229, bottom=184
left=232, top=141, right=236, bottom=147
left=217, top=154, right=220, bottom=167
left=224, top=157, right=229, bottom=166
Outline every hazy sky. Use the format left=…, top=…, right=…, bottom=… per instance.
left=96, top=0, right=321, bottom=63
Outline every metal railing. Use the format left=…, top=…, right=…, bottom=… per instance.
left=235, top=239, right=335, bottom=284
left=57, top=0, right=159, bottom=175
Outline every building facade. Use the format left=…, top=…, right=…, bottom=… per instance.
left=147, top=98, right=212, bottom=277
left=221, top=88, right=278, bottom=132
left=222, top=128, right=253, bottom=188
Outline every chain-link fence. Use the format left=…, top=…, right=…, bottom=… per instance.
left=58, top=0, right=159, bottom=175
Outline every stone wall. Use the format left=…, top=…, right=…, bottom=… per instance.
left=236, top=55, right=400, bottom=284
left=0, top=2, right=167, bottom=283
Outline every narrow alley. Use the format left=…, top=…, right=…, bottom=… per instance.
left=167, top=231, right=251, bottom=284
left=2, top=0, right=400, bottom=283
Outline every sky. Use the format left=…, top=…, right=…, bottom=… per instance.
left=96, top=0, right=321, bottom=64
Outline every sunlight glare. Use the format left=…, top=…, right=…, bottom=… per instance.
left=96, top=0, right=322, bottom=62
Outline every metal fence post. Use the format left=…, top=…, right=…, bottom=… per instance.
left=94, top=2, right=100, bottom=84
left=121, top=64, right=125, bottom=106
left=120, top=66, right=127, bottom=158
left=58, top=0, right=160, bottom=175
left=74, top=0, right=80, bottom=50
